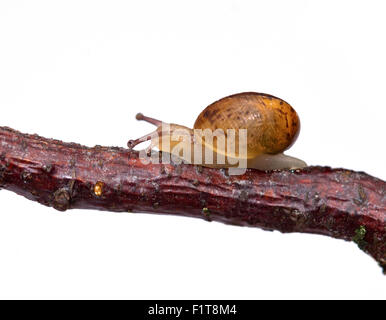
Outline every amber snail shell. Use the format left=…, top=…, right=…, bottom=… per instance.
left=193, top=92, right=300, bottom=158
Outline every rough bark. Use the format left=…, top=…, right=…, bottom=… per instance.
left=0, top=126, right=385, bottom=272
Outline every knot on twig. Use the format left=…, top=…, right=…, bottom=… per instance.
left=0, top=165, right=5, bottom=186
left=52, top=187, right=71, bottom=211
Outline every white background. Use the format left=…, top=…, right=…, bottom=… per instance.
left=0, top=0, right=385, bottom=299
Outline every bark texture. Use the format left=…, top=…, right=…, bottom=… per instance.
left=0, top=126, right=385, bottom=272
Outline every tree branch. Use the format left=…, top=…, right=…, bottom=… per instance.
left=0, top=126, right=385, bottom=272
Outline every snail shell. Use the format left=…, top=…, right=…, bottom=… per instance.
left=194, top=92, right=300, bottom=158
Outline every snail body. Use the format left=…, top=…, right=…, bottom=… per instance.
left=127, top=92, right=306, bottom=171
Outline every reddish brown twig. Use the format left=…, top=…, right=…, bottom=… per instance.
left=0, top=126, right=385, bottom=272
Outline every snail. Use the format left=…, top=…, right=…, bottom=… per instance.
left=127, top=92, right=307, bottom=171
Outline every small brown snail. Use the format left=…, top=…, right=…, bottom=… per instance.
left=127, top=92, right=306, bottom=171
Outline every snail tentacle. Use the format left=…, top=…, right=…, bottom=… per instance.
left=135, top=113, right=163, bottom=127
left=128, top=113, right=164, bottom=150
left=127, top=130, right=159, bottom=150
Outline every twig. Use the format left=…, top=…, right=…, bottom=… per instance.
left=0, top=126, right=385, bottom=272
